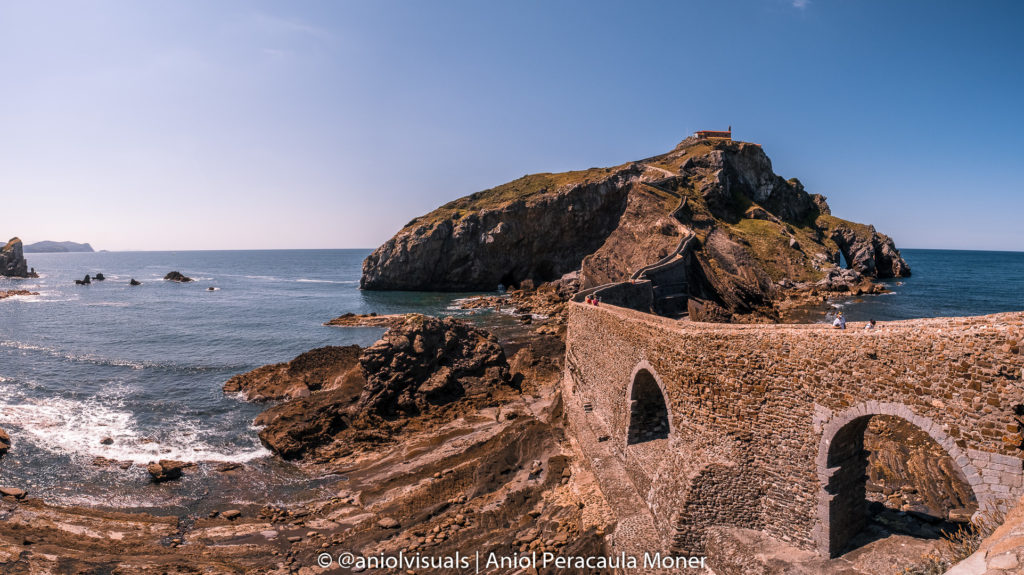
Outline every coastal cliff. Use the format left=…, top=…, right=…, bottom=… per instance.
left=361, top=137, right=910, bottom=319
left=0, top=237, right=32, bottom=278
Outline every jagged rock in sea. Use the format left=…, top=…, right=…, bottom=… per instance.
left=360, top=136, right=910, bottom=320
left=146, top=460, right=190, bottom=483
left=0, top=237, right=33, bottom=278
left=129, top=278, right=141, bottom=286
left=164, top=271, right=193, bottom=283
left=242, top=314, right=515, bottom=460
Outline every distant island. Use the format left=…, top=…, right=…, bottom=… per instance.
left=23, top=240, right=95, bottom=253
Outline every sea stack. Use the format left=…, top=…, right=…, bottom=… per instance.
left=0, top=238, right=33, bottom=278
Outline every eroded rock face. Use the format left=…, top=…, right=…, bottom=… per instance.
left=255, top=386, right=360, bottom=459
left=865, top=416, right=977, bottom=520
left=829, top=224, right=912, bottom=278
left=250, top=315, right=515, bottom=460
left=357, top=314, right=512, bottom=418
left=360, top=137, right=911, bottom=321
left=360, top=167, right=644, bottom=290
left=1, top=238, right=30, bottom=278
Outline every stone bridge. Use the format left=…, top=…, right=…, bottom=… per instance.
left=562, top=302, right=1024, bottom=558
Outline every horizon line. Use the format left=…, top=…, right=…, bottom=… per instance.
left=21, top=246, right=1024, bottom=254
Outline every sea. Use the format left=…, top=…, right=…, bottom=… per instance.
left=0, top=248, right=1021, bottom=512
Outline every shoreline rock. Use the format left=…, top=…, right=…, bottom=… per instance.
left=323, top=312, right=412, bottom=328
left=0, top=289, right=39, bottom=300
left=224, top=345, right=363, bottom=402
left=247, top=314, right=516, bottom=460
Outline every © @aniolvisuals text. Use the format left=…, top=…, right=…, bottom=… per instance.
left=316, top=549, right=709, bottom=571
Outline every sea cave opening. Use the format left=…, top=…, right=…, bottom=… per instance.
left=822, top=414, right=978, bottom=557
left=499, top=271, right=518, bottom=290
left=627, top=369, right=670, bottom=445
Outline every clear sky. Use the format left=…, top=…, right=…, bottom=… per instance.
left=1, top=1, right=1022, bottom=251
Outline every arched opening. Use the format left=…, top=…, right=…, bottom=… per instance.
left=820, top=412, right=978, bottom=557
left=627, top=369, right=669, bottom=445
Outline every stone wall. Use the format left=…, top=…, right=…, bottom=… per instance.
left=563, top=303, right=1024, bottom=557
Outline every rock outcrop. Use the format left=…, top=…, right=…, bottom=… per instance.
left=323, top=312, right=412, bottom=328
left=0, top=428, right=10, bottom=456
left=0, top=238, right=32, bottom=278
left=361, top=137, right=910, bottom=321
left=244, top=315, right=515, bottom=460
left=356, top=314, right=512, bottom=417
left=224, top=345, right=363, bottom=401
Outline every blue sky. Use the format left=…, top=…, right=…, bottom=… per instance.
left=1, top=1, right=1022, bottom=251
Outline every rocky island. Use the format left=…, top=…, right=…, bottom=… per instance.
left=0, top=237, right=37, bottom=278
left=362, top=136, right=909, bottom=321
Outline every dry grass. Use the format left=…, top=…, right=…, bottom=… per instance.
left=896, top=509, right=1005, bottom=575
left=405, top=165, right=629, bottom=229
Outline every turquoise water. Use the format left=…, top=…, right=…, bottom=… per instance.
left=0, top=248, right=1020, bottom=507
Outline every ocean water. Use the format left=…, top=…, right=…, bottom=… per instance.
left=827, top=249, right=1024, bottom=322
left=0, top=249, right=491, bottom=510
left=0, top=248, right=1020, bottom=510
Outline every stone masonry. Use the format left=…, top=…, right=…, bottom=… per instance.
left=563, top=302, right=1024, bottom=558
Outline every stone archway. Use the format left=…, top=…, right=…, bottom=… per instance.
left=814, top=402, right=985, bottom=557
left=627, top=362, right=671, bottom=445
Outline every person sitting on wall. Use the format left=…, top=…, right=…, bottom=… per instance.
left=832, top=311, right=846, bottom=329
left=864, top=319, right=877, bottom=331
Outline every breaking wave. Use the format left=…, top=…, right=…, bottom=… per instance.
left=0, top=395, right=269, bottom=464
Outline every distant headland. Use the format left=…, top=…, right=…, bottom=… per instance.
left=23, top=240, right=95, bottom=253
